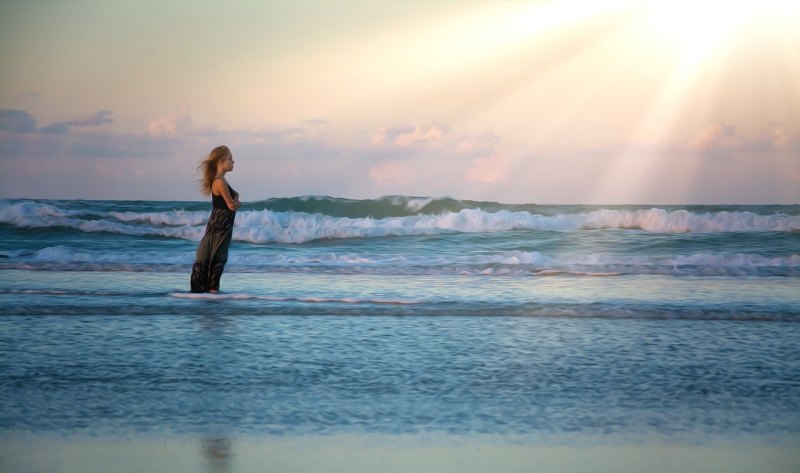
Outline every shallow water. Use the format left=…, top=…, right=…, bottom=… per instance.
left=1, top=198, right=799, bottom=471
left=1, top=270, right=799, bottom=440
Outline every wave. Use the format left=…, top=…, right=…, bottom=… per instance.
left=2, top=200, right=799, bottom=243
left=250, top=195, right=467, bottom=217
left=3, top=245, right=798, bottom=277
left=168, top=292, right=418, bottom=305
left=0, top=201, right=206, bottom=240
left=235, top=208, right=800, bottom=243
left=1, top=292, right=796, bottom=321
left=0, top=288, right=417, bottom=305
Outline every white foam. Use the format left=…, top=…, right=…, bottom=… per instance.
left=6, top=245, right=798, bottom=277
left=230, top=208, right=800, bottom=244
left=107, top=209, right=208, bottom=226
left=31, top=245, right=190, bottom=264
left=386, top=196, right=436, bottom=212
left=580, top=208, right=800, bottom=233
left=0, top=211, right=205, bottom=241
left=2, top=201, right=799, bottom=245
left=168, top=292, right=418, bottom=304
left=0, top=201, right=86, bottom=221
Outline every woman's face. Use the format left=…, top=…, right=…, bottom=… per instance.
left=222, top=154, right=235, bottom=172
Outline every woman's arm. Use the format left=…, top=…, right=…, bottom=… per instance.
left=212, top=179, right=241, bottom=211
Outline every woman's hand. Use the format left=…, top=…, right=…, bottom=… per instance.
left=213, top=179, right=240, bottom=211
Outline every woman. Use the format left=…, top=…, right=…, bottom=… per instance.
left=190, top=145, right=241, bottom=293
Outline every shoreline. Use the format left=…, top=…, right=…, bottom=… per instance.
left=2, top=432, right=799, bottom=473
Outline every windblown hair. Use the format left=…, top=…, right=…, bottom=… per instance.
left=197, top=145, right=231, bottom=195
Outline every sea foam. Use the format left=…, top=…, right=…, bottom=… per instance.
left=2, top=200, right=799, bottom=245
left=4, top=244, right=797, bottom=277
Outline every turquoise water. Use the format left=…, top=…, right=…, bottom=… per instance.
left=1, top=197, right=799, bottom=442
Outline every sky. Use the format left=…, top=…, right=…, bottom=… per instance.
left=1, top=0, right=798, bottom=204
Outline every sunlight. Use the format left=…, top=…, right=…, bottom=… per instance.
left=587, top=1, right=786, bottom=204
left=645, top=0, right=749, bottom=55
left=442, top=0, right=800, bottom=203
left=456, top=0, right=631, bottom=56
left=369, top=0, right=633, bottom=85
left=240, top=0, right=797, bottom=203
left=435, top=0, right=752, bottom=202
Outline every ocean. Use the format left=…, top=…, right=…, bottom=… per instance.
left=1, top=196, right=799, bottom=472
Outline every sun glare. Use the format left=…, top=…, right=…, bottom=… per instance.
left=646, top=1, right=749, bottom=52
left=472, top=0, right=629, bottom=50
left=585, top=0, right=800, bottom=204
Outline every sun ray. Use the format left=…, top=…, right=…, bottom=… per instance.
left=264, top=0, right=798, bottom=203
left=587, top=1, right=762, bottom=204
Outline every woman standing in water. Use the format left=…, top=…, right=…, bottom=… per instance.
left=191, top=145, right=240, bottom=293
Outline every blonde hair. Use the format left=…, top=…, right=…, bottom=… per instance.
left=197, top=145, right=231, bottom=195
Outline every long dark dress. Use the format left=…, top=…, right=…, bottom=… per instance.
left=190, top=181, right=238, bottom=293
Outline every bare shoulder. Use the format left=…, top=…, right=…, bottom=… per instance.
left=211, top=177, right=226, bottom=194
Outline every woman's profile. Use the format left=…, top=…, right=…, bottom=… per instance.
left=190, top=145, right=240, bottom=293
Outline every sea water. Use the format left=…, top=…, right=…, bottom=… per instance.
left=1, top=197, right=799, bottom=470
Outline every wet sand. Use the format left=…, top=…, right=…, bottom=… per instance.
left=2, top=434, right=798, bottom=473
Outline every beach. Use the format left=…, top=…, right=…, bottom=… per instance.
left=3, top=0, right=799, bottom=469
left=1, top=198, right=799, bottom=471
left=3, top=433, right=799, bottom=473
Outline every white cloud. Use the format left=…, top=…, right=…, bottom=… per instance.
left=147, top=108, right=193, bottom=138
left=685, top=123, right=799, bottom=155
left=371, top=122, right=448, bottom=147
left=688, top=123, right=744, bottom=153
left=367, top=122, right=515, bottom=185
left=465, top=149, right=510, bottom=183
left=2, top=109, right=798, bottom=203
left=759, top=125, right=797, bottom=151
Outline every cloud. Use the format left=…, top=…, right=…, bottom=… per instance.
left=148, top=108, right=193, bottom=138
left=3, top=110, right=516, bottom=195
left=0, top=109, right=173, bottom=159
left=456, top=131, right=511, bottom=183
left=685, top=123, right=800, bottom=156
left=11, top=109, right=791, bottom=198
left=37, top=124, right=71, bottom=134
left=0, top=109, right=37, bottom=133
left=371, top=122, right=450, bottom=148
left=2, top=107, right=797, bottom=203
left=465, top=148, right=511, bottom=183
left=65, top=110, right=114, bottom=127
left=1, top=108, right=343, bottom=165
left=0, top=109, right=114, bottom=136
left=688, top=123, right=744, bottom=153
left=365, top=121, right=514, bottom=185
left=39, top=111, right=113, bottom=134
left=760, top=125, right=797, bottom=151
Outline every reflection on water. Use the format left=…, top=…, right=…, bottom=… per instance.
left=1, top=312, right=799, bottom=437
left=202, top=436, right=233, bottom=473
left=1, top=433, right=798, bottom=473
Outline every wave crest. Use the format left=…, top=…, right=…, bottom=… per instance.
left=1, top=200, right=799, bottom=244
left=3, top=245, right=798, bottom=277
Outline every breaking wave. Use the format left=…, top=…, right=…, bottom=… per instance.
left=3, top=245, right=798, bottom=277
left=1, top=199, right=799, bottom=245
